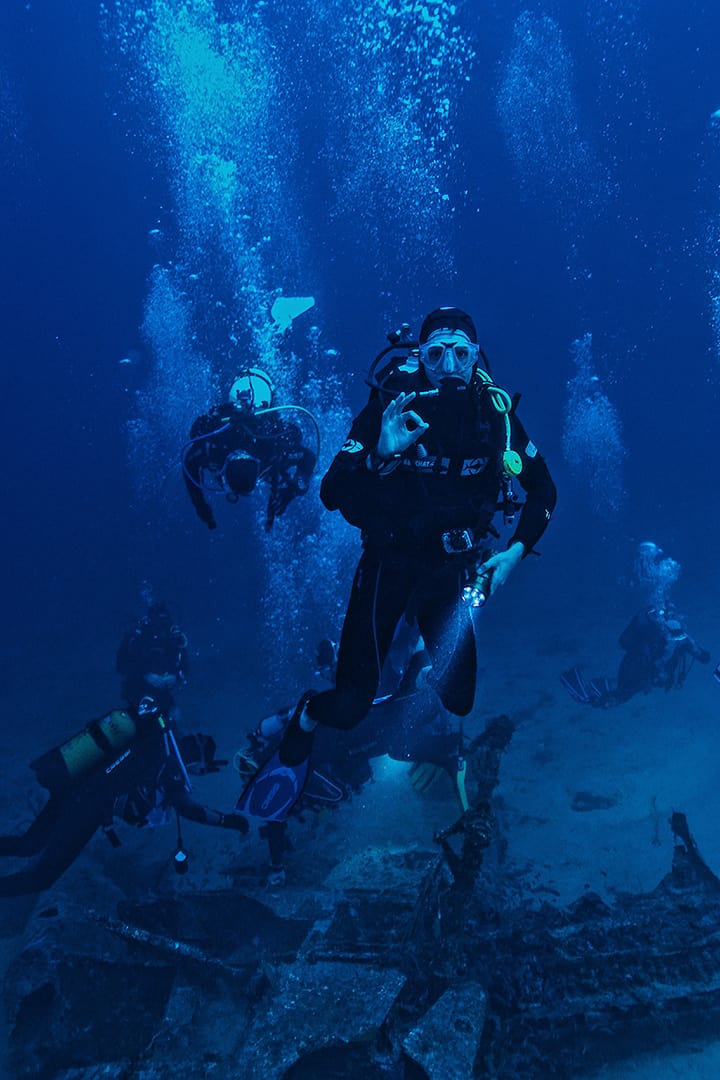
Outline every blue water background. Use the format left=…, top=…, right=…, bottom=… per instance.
left=0, top=2, right=718, bottom=783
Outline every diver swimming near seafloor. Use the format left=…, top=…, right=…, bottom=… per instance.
left=0, top=697, right=247, bottom=897
left=116, top=601, right=189, bottom=717
left=561, top=604, right=710, bottom=708
left=561, top=542, right=710, bottom=707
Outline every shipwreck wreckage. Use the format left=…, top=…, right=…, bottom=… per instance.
left=5, top=714, right=720, bottom=1079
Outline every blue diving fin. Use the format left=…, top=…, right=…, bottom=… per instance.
left=236, top=691, right=316, bottom=823
left=236, top=750, right=310, bottom=823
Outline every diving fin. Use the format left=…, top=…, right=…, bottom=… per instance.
left=236, top=691, right=315, bottom=823
left=235, top=750, right=310, bottom=822
left=560, top=666, right=602, bottom=705
left=408, top=761, right=443, bottom=795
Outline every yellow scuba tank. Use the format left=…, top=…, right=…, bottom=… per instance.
left=31, top=710, right=138, bottom=794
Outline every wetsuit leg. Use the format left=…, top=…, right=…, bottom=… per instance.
left=261, top=821, right=290, bottom=869
left=416, top=564, right=477, bottom=717
left=0, top=791, right=105, bottom=897
left=0, top=797, right=63, bottom=857
left=379, top=687, right=457, bottom=766
left=615, top=653, right=654, bottom=702
left=307, top=549, right=416, bottom=731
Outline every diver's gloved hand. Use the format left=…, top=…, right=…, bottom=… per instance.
left=179, top=733, right=225, bottom=775
left=478, top=541, right=524, bottom=595
left=269, top=480, right=299, bottom=518
left=376, top=391, right=429, bottom=458
left=266, top=482, right=298, bottom=530
left=206, top=518, right=217, bottom=531
left=220, top=813, right=249, bottom=834
left=697, top=648, right=711, bottom=665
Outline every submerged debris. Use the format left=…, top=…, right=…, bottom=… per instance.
left=5, top=718, right=720, bottom=1078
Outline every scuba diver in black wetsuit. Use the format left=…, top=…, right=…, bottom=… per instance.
left=561, top=605, right=710, bottom=708
left=116, top=602, right=189, bottom=715
left=0, top=698, right=247, bottom=898
left=237, top=307, right=557, bottom=825
left=182, top=368, right=318, bottom=531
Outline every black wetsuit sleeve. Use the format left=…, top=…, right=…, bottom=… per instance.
left=260, top=421, right=318, bottom=527
left=183, top=412, right=218, bottom=528
left=685, top=635, right=710, bottom=664
left=271, top=422, right=317, bottom=486
left=319, top=398, right=384, bottom=528
left=169, top=786, right=222, bottom=825
left=295, top=445, right=317, bottom=487
left=259, top=420, right=317, bottom=480
left=508, top=414, right=557, bottom=555
left=0, top=794, right=106, bottom=896
left=160, top=763, right=223, bottom=826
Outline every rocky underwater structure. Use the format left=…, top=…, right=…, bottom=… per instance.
left=5, top=715, right=720, bottom=1079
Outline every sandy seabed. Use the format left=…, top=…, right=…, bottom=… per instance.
left=0, top=561, right=718, bottom=1078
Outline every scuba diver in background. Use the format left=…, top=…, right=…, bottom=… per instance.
left=561, top=605, right=710, bottom=708
left=238, top=307, right=557, bottom=824
left=562, top=541, right=710, bottom=707
left=116, top=602, right=189, bottom=715
left=0, top=697, right=247, bottom=898
left=182, top=368, right=318, bottom=531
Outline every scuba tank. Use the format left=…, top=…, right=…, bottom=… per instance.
left=31, top=710, right=139, bottom=794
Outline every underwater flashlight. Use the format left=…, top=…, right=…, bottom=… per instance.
left=173, top=846, right=189, bottom=875
left=462, top=567, right=493, bottom=609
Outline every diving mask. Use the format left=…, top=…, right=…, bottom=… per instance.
left=419, top=333, right=479, bottom=383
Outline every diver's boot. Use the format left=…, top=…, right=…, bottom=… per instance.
left=233, top=704, right=298, bottom=782
left=278, top=690, right=317, bottom=766
left=236, top=692, right=318, bottom=824
left=233, top=731, right=271, bottom=784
